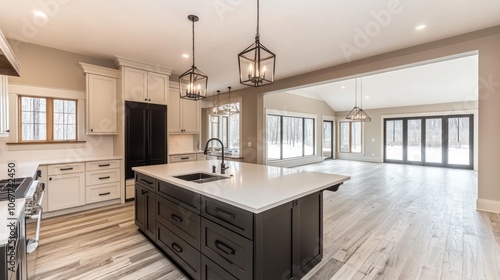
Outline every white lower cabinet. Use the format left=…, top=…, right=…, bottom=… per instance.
left=43, top=158, right=122, bottom=214
left=47, top=172, right=85, bottom=211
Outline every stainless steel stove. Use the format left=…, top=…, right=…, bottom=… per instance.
left=0, top=174, right=45, bottom=280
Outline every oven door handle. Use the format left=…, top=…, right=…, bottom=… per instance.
left=27, top=209, right=42, bottom=254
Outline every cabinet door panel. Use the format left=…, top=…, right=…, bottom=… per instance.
left=147, top=72, right=168, bottom=104
left=181, top=98, right=199, bottom=132
left=135, top=185, right=146, bottom=230
left=168, top=86, right=181, bottom=132
left=125, top=102, right=147, bottom=179
left=148, top=104, right=167, bottom=164
left=296, top=192, right=323, bottom=275
left=145, top=191, right=156, bottom=240
left=124, top=68, right=147, bottom=102
left=201, top=256, right=238, bottom=280
left=87, top=74, right=117, bottom=134
left=47, top=173, right=85, bottom=211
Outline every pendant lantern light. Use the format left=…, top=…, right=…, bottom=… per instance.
left=223, top=87, right=240, bottom=115
left=179, top=15, right=208, bottom=101
left=346, top=78, right=371, bottom=122
left=238, top=0, right=276, bottom=87
left=212, top=90, right=228, bottom=116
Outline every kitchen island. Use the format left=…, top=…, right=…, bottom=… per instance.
left=133, top=160, right=350, bottom=280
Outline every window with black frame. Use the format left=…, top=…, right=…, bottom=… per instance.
left=383, top=114, right=473, bottom=169
left=267, top=114, right=315, bottom=161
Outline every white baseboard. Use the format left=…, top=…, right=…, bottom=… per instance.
left=476, top=198, right=500, bottom=214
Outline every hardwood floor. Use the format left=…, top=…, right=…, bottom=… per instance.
left=27, top=160, right=500, bottom=280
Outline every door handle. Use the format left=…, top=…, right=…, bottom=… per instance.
left=98, top=176, right=111, bottom=180
left=214, top=240, right=235, bottom=255
left=171, top=214, right=183, bottom=223
left=171, top=243, right=183, bottom=253
left=214, top=208, right=235, bottom=220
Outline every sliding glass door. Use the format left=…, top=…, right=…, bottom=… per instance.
left=384, top=114, right=473, bottom=169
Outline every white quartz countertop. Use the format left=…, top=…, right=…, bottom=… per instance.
left=0, top=199, right=25, bottom=244
left=133, top=161, right=350, bottom=213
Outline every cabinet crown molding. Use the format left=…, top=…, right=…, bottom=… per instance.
left=114, top=56, right=173, bottom=76
left=79, top=62, right=119, bottom=78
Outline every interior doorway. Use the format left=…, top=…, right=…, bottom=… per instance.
left=323, top=120, right=333, bottom=160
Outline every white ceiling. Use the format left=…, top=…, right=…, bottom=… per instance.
left=285, top=54, right=479, bottom=111
left=0, top=1, right=498, bottom=96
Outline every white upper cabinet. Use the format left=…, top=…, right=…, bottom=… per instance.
left=168, top=81, right=201, bottom=134
left=115, top=57, right=172, bottom=105
left=79, top=63, right=119, bottom=135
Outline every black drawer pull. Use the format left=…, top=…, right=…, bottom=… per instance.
left=214, top=208, right=235, bottom=220
left=98, top=164, right=111, bottom=167
left=215, top=240, right=235, bottom=255
left=60, top=167, right=73, bottom=171
left=171, top=214, right=183, bottom=223
left=180, top=157, right=189, bottom=160
left=172, top=243, right=183, bottom=253
left=99, top=192, right=111, bottom=196
left=141, top=189, right=148, bottom=194
left=98, top=176, right=111, bottom=180
left=140, top=179, right=153, bottom=185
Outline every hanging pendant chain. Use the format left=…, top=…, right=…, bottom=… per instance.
left=192, top=19, right=196, bottom=68
left=256, top=0, right=260, bottom=39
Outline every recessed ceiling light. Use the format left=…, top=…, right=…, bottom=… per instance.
left=33, top=10, right=48, bottom=18
left=182, top=54, right=189, bottom=58
left=365, top=96, right=370, bottom=99
left=415, top=24, right=427, bottom=31
left=341, top=85, right=346, bottom=89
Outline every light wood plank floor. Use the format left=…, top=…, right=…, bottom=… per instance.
left=27, top=160, right=500, bottom=280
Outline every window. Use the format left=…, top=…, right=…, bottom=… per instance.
left=266, top=114, right=315, bottom=161
left=383, top=115, right=473, bottom=169
left=209, top=107, right=240, bottom=152
left=339, top=121, right=362, bottom=153
left=19, top=96, right=77, bottom=142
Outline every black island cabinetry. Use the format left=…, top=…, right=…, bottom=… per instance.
left=134, top=172, right=329, bottom=280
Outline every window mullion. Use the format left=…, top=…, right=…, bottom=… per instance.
left=47, top=98, right=54, bottom=141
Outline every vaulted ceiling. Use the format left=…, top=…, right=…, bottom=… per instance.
left=0, top=0, right=498, bottom=98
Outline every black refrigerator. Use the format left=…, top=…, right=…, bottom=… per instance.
left=125, top=101, right=167, bottom=179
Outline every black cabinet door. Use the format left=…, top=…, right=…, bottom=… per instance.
left=144, top=189, right=157, bottom=241
left=125, top=102, right=148, bottom=179
left=147, top=103, right=167, bottom=166
left=135, top=185, right=146, bottom=230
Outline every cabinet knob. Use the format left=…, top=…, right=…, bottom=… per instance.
left=149, top=99, right=151, bottom=101
left=91, top=129, right=93, bottom=132
left=49, top=178, right=52, bottom=181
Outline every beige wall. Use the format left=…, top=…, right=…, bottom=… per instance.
left=7, top=39, right=114, bottom=90
left=1, top=41, right=116, bottom=166
left=335, top=102, right=478, bottom=169
left=227, top=26, right=500, bottom=213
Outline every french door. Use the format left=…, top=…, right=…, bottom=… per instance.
left=384, top=114, right=473, bottom=169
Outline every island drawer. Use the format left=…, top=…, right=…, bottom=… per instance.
left=201, top=255, right=238, bottom=280
left=86, top=169, right=120, bottom=185
left=86, top=160, right=120, bottom=171
left=157, top=195, right=201, bottom=249
left=201, top=219, right=253, bottom=280
left=157, top=223, right=201, bottom=280
left=157, top=181, right=201, bottom=213
left=201, top=196, right=254, bottom=240
left=135, top=173, right=155, bottom=191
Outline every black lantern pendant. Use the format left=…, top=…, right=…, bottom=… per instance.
left=179, top=15, right=208, bottom=101
left=238, top=0, right=276, bottom=87
left=346, top=78, right=371, bottom=122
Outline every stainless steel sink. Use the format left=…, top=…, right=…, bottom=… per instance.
left=173, top=173, right=229, bottom=184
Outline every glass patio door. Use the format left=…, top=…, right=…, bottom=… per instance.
left=385, top=120, right=403, bottom=161
left=425, top=118, right=442, bottom=164
left=322, top=121, right=333, bottom=159
left=447, top=117, right=471, bottom=166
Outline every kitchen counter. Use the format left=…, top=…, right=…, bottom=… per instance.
left=0, top=198, right=25, bottom=244
left=133, top=160, right=349, bottom=213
